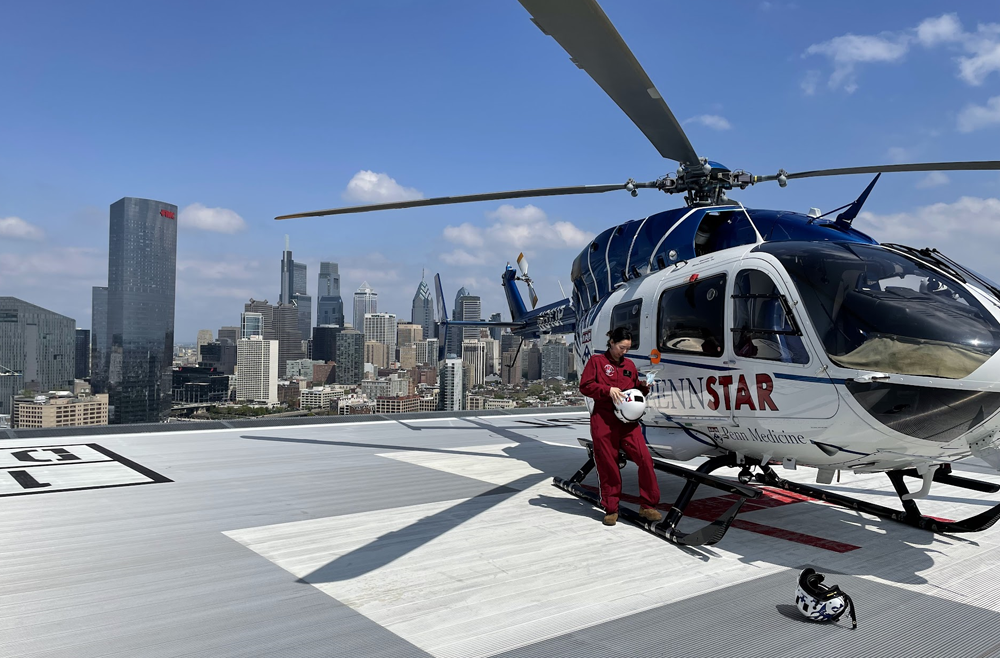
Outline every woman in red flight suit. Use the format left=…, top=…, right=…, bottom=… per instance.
left=579, top=327, right=662, bottom=526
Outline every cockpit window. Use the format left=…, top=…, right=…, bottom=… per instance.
left=732, top=269, right=809, bottom=364
left=761, top=242, right=1000, bottom=378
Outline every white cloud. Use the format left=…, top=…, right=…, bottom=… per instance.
left=177, top=258, right=261, bottom=281
left=343, top=170, right=423, bottom=203
left=178, top=203, right=247, bottom=233
left=683, top=114, right=732, bottom=131
left=0, top=216, right=45, bottom=241
left=442, top=223, right=485, bottom=248
left=915, top=171, right=950, bottom=188
left=916, top=14, right=964, bottom=47
left=859, top=196, right=1000, bottom=244
left=804, top=14, right=1000, bottom=92
left=957, top=96, right=1000, bottom=132
left=800, top=70, right=820, bottom=96
left=0, top=246, right=104, bottom=282
left=886, top=146, right=915, bottom=163
left=805, top=32, right=909, bottom=92
left=440, top=249, right=481, bottom=266
left=441, top=204, right=594, bottom=268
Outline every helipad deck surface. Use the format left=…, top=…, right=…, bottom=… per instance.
left=3, top=411, right=1000, bottom=657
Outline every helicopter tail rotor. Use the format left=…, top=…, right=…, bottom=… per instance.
left=516, top=252, right=540, bottom=309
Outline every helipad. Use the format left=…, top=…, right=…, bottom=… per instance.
left=2, top=411, right=1000, bottom=657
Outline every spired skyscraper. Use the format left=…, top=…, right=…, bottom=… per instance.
left=353, top=282, right=377, bottom=329
left=105, top=197, right=177, bottom=424
left=411, top=272, right=435, bottom=344
left=316, top=262, right=345, bottom=328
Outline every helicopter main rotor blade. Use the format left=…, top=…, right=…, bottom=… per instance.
left=519, top=0, right=700, bottom=166
left=756, top=160, right=1000, bottom=183
left=275, top=182, right=651, bottom=219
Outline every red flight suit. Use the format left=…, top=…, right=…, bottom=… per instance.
left=579, top=351, right=661, bottom=514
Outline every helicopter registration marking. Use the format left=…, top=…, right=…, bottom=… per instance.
left=652, top=373, right=778, bottom=411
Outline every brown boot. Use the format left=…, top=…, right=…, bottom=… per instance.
left=603, top=512, right=618, bottom=526
left=639, top=507, right=663, bottom=522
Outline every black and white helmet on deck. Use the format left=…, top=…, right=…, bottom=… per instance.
left=795, top=568, right=857, bottom=629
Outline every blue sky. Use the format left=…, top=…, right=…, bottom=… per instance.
left=3, top=1, right=1000, bottom=343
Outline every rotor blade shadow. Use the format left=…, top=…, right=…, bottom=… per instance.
left=299, top=472, right=549, bottom=584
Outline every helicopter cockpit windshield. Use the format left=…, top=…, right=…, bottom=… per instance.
left=759, top=241, right=1000, bottom=379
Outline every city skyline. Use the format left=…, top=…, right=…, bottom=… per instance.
left=7, top=4, right=1000, bottom=345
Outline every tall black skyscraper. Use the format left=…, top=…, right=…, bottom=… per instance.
left=317, top=262, right=345, bottom=328
left=106, top=197, right=177, bottom=424
left=312, top=325, right=341, bottom=362
left=75, top=329, right=91, bottom=380
left=90, top=286, right=108, bottom=393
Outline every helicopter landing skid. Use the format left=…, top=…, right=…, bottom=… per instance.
left=552, top=439, right=761, bottom=546
left=757, top=463, right=1000, bottom=534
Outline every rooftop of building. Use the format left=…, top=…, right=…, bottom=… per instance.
left=2, top=409, right=998, bottom=656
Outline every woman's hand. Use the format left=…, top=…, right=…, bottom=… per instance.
left=609, top=387, right=624, bottom=404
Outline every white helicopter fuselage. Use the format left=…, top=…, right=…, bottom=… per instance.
left=572, top=205, right=1000, bottom=477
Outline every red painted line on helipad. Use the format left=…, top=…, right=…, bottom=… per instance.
left=580, top=484, right=860, bottom=552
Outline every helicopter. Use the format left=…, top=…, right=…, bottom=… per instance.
left=277, top=0, right=1000, bottom=546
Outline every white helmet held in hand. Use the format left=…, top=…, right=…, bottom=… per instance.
left=614, top=388, right=647, bottom=423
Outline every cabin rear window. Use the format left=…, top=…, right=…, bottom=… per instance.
left=610, top=300, right=642, bottom=349
left=657, top=274, right=726, bottom=357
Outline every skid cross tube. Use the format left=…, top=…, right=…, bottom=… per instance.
left=552, top=439, right=761, bottom=546
left=758, top=463, right=1000, bottom=534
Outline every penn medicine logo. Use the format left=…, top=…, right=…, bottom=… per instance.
left=604, top=364, right=615, bottom=376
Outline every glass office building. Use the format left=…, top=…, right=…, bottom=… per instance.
left=106, top=197, right=177, bottom=424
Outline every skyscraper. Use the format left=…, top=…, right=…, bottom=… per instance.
left=438, top=358, right=464, bottom=411
left=411, top=274, right=434, bottom=343
left=0, top=298, right=76, bottom=415
left=243, top=299, right=304, bottom=378
left=75, top=329, right=90, bottom=380
left=236, top=336, right=278, bottom=405
left=317, top=262, right=345, bottom=328
left=106, top=197, right=177, bottom=424
left=280, top=235, right=294, bottom=304
left=488, top=312, right=502, bottom=341
left=353, top=282, right=377, bottom=329
left=364, top=313, right=397, bottom=361
left=196, top=329, right=213, bottom=357
left=336, top=329, right=364, bottom=385
left=91, top=286, right=108, bottom=393
left=279, top=237, right=311, bottom=340
left=462, top=340, right=487, bottom=388
left=312, top=325, right=341, bottom=363
left=541, top=336, right=569, bottom=380
left=449, top=291, right=482, bottom=357
left=525, top=341, right=542, bottom=381
left=397, top=323, right=423, bottom=347
left=241, top=312, right=263, bottom=339
left=293, top=262, right=307, bottom=295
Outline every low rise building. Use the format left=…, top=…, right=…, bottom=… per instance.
left=12, top=392, right=109, bottom=429
left=300, top=386, right=343, bottom=411
left=375, top=394, right=419, bottom=414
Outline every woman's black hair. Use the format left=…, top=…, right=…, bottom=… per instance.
left=607, top=326, right=633, bottom=347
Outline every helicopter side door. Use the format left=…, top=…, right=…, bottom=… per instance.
left=644, top=270, right=737, bottom=425
left=728, top=261, right=840, bottom=421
